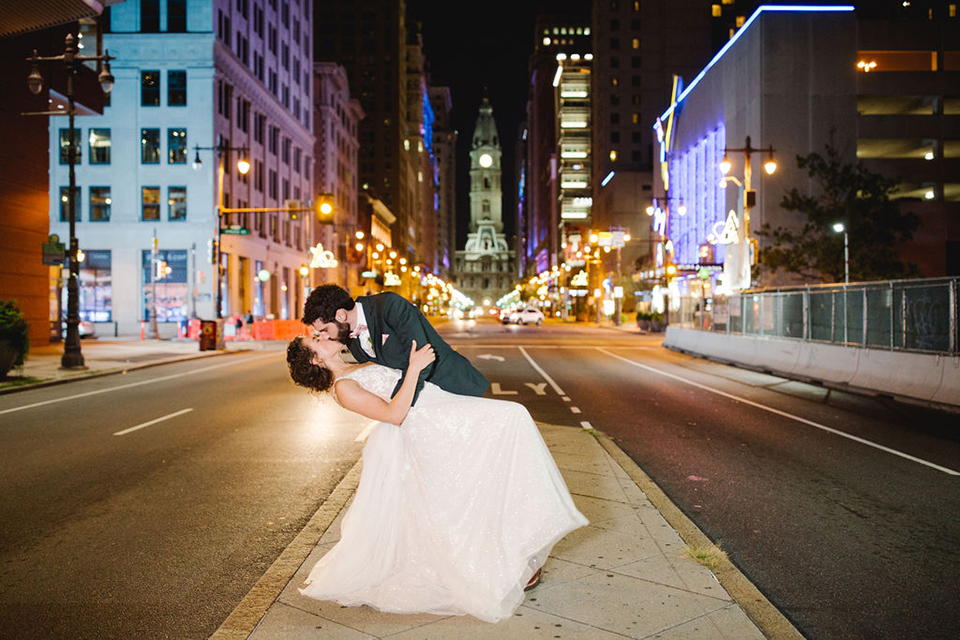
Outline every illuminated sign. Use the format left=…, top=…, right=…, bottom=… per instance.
left=571, top=270, right=588, bottom=286
left=309, top=243, right=338, bottom=269
left=707, top=210, right=740, bottom=245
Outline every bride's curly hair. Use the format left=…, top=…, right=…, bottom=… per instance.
left=287, top=336, right=334, bottom=393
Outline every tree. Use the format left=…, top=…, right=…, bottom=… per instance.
left=758, top=143, right=920, bottom=282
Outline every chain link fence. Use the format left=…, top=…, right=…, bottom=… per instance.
left=675, top=278, right=959, bottom=355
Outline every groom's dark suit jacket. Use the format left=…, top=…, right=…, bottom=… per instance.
left=346, top=292, right=489, bottom=405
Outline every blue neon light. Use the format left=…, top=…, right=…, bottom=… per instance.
left=655, top=4, right=855, bottom=125
left=601, top=171, right=614, bottom=187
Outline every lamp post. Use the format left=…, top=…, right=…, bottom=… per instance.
left=192, top=144, right=250, bottom=318
left=26, top=34, right=114, bottom=369
left=720, top=135, right=776, bottom=289
left=833, top=223, right=849, bottom=284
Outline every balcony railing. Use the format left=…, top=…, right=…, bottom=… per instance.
left=674, top=277, right=959, bottom=356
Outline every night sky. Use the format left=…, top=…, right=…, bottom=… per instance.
left=408, top=0, right=588, bottom=246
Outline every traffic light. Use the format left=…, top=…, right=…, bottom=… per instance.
left=285, top=199, right=303, bottom=220
left=316, top=195, right=334, bottom=221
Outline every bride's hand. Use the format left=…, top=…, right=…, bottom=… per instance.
left=408, top=340, right=436, bottom=373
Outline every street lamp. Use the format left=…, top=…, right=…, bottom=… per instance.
left=26, top=34, right=114, bottom=369
left=192, top=144, right=250, bottom=317
left=833, top=223, right=849, bottom=284
left=720, top=135, right=777, bottom=289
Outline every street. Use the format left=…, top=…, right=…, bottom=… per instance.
left=1, top=319, right=958, bottom=638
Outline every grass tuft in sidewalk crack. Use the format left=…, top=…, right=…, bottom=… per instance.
left=683, top=543, right=728, bottom=570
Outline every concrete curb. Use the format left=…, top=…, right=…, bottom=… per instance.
left=592, top=431, right=805, bottom=640
left=211, top=460, right=363, bottom=639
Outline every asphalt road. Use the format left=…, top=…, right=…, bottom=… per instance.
left=0, top=348, right=371, bottom=639
left=1, top=319, right=958, bottom=639
left=452, top=318, right=960, bottom=640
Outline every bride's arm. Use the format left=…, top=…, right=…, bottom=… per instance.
left=335, top=341, right=435, bottom=425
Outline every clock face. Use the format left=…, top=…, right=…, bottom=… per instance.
left=479, top=153, right=493, bottom=168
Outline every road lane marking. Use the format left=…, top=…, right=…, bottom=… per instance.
left=518, top=347, right=566, bottom=396
left=0, top=353, right=277, bottom=416
left=570, top=407, right=581, bottom=414
left=524, top=382, right=548, bottom=396
left=581, top=421, right=593, bottom=429
left=354, top=419, right=379, bottom=443
left=113, top=408, right=193, bottom=436
left=596, top=348, right=960, bottom=476
left=490, top=383, right=518, bottom=395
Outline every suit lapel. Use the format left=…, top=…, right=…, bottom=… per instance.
left=359, top=297, right=382, bottom=361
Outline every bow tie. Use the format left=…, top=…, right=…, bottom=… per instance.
left=349, top=324, right=368, bottom=339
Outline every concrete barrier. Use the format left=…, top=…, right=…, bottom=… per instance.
left=662, top=327, right=959, bottom=410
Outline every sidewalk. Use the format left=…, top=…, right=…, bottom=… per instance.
left=0, top=337, right=258, bottom=393
left=215, top=425, right=800, bottom=640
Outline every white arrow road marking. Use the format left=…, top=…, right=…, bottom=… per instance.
left=490, top=383, right=518, bottom=395
left=477, top=354, right=505, bottom=361
left=524, top=382, right=548, bottom=396
left=518, top=347, right=566, bottom=396
left=596, top=347, right=960, bottom=477
left=113, top=408, right=193, bottom=436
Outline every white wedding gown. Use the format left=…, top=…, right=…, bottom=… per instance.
left=299, top=364, right=588, bottom=623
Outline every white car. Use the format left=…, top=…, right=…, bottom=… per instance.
left=513, top=308, right=544, bottom=325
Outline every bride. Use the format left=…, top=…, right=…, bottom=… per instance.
left=286, top=333, right=588, bottom=623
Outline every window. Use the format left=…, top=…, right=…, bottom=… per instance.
left=168, top=187, right=187, bottom=220
left=254, top=112, right=265, bottom=143
left=632, top=38, right=640, bottom=49
left=141, top=0, right=160, bottom=32
left=88, top=129, right=111, bottom=164
left=168, top=0, right=187, bottom=32
left=141, top=128, right=160, bottom=163
left=59, top=186, right=81, bottom=221
left=141, top=71, right=160, bottom=106
left=269, top=169, right=278, bottom=198
left=269, top=126, right=279, bottom=154
left=168, top=128, right=187, bottom=163
left=142, top=249, right=188, bottom=322
left=88, top=187, right=111, bottom=221
left=268, top=24, right=277, bottom=54
left=79, top=250, right=111, bottom=322
left=142, top=186, right=160, bottom=220
left=238, top=99, right=250, bottom=132
left=218, top=81, right=233, bottom=118
left=282, top=137, right=290, bottom=164
left=294, top=147, right=301, bottom=172
left=712, top=4, right=722, bottom=17
left=282, top=42, right=289, bottom=69
left=59, top=128, right=81, bottom=164
left=168, top=70, right=187, bottom=105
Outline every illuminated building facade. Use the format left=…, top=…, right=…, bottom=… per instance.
left=652, top=3, right=960, bottom=306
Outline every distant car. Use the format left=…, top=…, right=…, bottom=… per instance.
left=505, top=307, right=544, bottom=326
left=61, top=319, right=96, bottom=339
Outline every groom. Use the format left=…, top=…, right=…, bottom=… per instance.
left=302, top=284, right=489, bottom=405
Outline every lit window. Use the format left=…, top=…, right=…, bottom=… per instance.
left=88, top=129, right=111, bottom=164
left=142, top=187, right=160, bottom=220
left=168, top=70, right=187, bottom=105
left=632, top=38, right=639, bottom=49
left=168, top=128, right=187, bottom=164
left=712, top=4, right=722, bottom=17
left=141, top=128, right=160, bottom=164
left=736, top=15, right=745, bottom=27
left=141, top=70, right=160, bottom=106
left=610, top=150, right=618, bottom=161
left=90, top=187, right=111, bottom=221
left=857, top=50, right=938, bottom=72
left=611, top=77, right=619, bottom=86
left=59, top=128, right=81, bottom=164
left=950, top=4, right=957, bottom=18
left=168, top=187, right=187, bottom=221
left=59, top=186, right=80, bottom=222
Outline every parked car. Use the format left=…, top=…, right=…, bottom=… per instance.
left=61, top=319, right=96, bottom=339
left=514, top=307, right=545, bottom=325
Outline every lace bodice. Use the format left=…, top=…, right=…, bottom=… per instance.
left=332, top=364, right=402, bottom=403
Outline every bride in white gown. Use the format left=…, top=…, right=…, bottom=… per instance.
left=286, top=333, right=588, bottom=623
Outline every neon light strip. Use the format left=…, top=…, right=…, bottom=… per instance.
left=655, top=4, right=854, bottom=125
left=601, top=171, right=614, bottom=187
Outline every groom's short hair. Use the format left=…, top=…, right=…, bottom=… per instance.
left=303, top=284, right=355, bottom=325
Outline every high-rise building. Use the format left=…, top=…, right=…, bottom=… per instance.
left=429, top=86, right=456, bottom=281
left=455, top=98, right=515, bottom=310
left=46, top=0, right=314, bottom=335
left=314, top=0, right=413, bottom=261
left=523, top=12, right=592, bottom=281
left=312, top=62, right=365, bottom=296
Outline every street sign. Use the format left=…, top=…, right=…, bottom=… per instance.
left=221, top=226, right=250, bottom=235
left=42, top=234, right=65, bottom=265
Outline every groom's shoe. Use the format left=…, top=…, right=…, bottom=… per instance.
left=524, top=568, right=542, bottom=591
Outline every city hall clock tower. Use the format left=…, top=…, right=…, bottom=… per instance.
left=455, top=96, right=515, bottom=310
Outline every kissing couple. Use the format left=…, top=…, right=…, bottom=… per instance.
left=287, top=284, right=587, bottom=622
